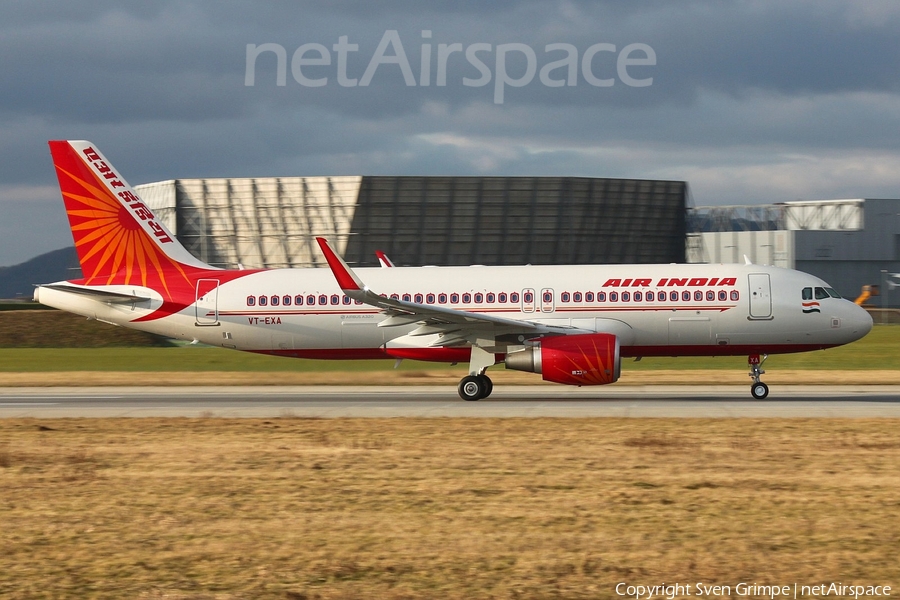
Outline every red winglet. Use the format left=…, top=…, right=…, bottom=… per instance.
left=316, top=237, right=363, bottom=291
left=375, top=250, right=395, bottom=268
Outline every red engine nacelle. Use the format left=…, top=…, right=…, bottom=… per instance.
left=504, top=333, right=621, bottom=385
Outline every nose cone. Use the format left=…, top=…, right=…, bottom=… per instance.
left=844, top=302, right=873, bottom=343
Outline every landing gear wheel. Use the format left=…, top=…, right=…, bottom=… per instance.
left=478, top=374, right=493, bottom=399
left=458, top=376, right=485, bottom=401
left=747, top=354, right=769, bottom=400
left=751, top=382, right=769, bottom=400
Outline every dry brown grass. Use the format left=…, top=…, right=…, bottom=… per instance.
left=1, top=418, right=899, bottom=599
left=3, top=368, right=900, bottom=387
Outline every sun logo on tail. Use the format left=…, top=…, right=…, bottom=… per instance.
left=50, top=141, right=194, bottom=300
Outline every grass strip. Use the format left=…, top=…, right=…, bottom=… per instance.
left=0, top=326, right=897, bottom=373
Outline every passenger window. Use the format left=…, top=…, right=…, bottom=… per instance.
left=585, top=292, right=594, bottom=302
left=542, top=291, right=552, bottom=303
left=439, top=293, right=448, bottom=304
left=246, top=296, right=256, bottom=306
left=402, top=293, right=412, bottom=302
left=670, top=291, right=678, bottom=301
left=633, top=291, right=642, bottom=302
left=815, top=287, right=829, bottom=300
left=573, top=292, right=582, bottom=302
left=802, top=287, right=813, bottom=300
left=682, top=291, right=691, bottom=301
left=271, top=295, right=279, bottom=306
left=475, top=293, right=484, bottom=303
left=731, top=290, right=739, bottom=301
left=718, top=290, right=727, bottom=301
left=414, top=293, right=424, bottom=303
left=621, top=291, right=630, bottom=302
left=609, top=291, right=618, bottom=302
left=283, top=295, right=291, bottom=306
left=706, top=291, right=715, bottom=301
left=390, top=293, right=400, bottom=300
left=510, top=292, right=519, bottom=303
left=598, top=292, right=606, bottom=302
left=486, top=293, right=495, bottom=303
left=307, top=295, right=315, bottom=306
left=259, top=296, right=268, bottom=307
left=295, top=295, right=304, bottom=306
left=450, top=293, right=460, bottom=303
left=694, top=291, right=702, bottom=302
left=342, top=295, right=352, bottom=305
left=330, top=295, right=340, bottom=305
left=463, top=293, right=472, bottom=303
left=646, top=291, right=654, bottom=302
left=318, top=295, right=327, bottom=305
left=561, top=292, right=571, bottom=302
left=498, top=292, right=507, bottom=303
left=426, top=293, right=435, bottom=304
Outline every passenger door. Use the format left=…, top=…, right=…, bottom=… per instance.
left=748, top=273, right=772, bottom=319
left=195, top=279, right=219, bottom=326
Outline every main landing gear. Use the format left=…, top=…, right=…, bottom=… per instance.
left=458, top=345, right=497, bottom=401
left=748, top=354, right=769, bottom=399
left=458, top=373, right=493, bottom=401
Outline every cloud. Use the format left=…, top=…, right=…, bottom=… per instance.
left=1, top=0, right=899, bottom=265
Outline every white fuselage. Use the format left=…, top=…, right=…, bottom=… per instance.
left=36, top=262, right=873, bottom=360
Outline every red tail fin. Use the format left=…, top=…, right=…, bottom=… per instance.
left=48, top=140, right=211, bottom=298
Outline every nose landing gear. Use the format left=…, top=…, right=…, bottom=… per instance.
left=748, top=354, right=769, bottom=399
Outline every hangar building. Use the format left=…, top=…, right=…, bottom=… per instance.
left=136, top=176, right=688, bottom=269
left=687, top=199, right=900, bottom=306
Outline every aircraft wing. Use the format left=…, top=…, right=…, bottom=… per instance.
left=316, top=238, right=570, bottom=345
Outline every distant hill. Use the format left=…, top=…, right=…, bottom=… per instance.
left=0, top=247, right=82, bottom=299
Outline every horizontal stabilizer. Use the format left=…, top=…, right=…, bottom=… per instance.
left=37, top=283, right=150, bottom=304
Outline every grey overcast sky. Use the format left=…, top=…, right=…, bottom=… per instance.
left=1, top=0, right=899, bottom=265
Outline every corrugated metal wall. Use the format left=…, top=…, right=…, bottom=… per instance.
left=345, top=176, right=686, bottom=266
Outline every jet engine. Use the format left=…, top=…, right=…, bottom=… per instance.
left=504, top=333, right=621, bottom=385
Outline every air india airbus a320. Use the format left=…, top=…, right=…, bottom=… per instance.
left=34, top=140, right=873, bottom=400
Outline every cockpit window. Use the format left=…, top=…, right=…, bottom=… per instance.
left=825, top=287, right=841, bottom=298
left=814, top=287, right=829, bottom=300
left=802, top=287, right=812, bottom=300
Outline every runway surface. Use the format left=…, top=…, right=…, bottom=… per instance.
left=2, top=385, right=900, bottom=418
